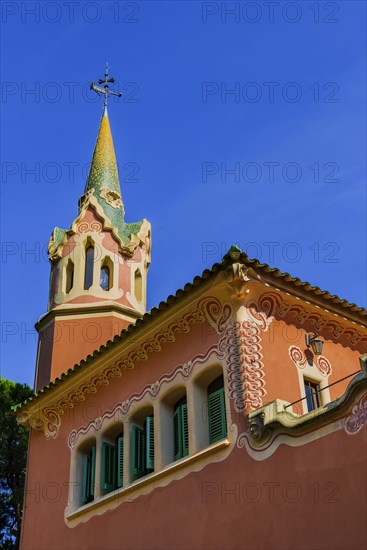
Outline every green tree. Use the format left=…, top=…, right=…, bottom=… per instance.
left=0, top=378, right=33, bottom=549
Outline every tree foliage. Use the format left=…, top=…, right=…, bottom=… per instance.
left=0, top=378, right=33, bottom=549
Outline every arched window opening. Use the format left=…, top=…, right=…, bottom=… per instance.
left=100, top=257, right=113, bottom=291
left=100, top=265, right=110, bottom=291
left=65, top=260, right=74, bottom=294
left=134, top=269, right=142, bottom=303
left=84, top=245, right=94, bottom=290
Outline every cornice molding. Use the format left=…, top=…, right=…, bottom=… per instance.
left=253, top=274, right=366, bottom=327
left=247, top=290, right=367, bottom=350
left=35, top=301, right=143, bottom=332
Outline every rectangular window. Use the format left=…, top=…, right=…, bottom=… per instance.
left=131, top=416, right=154, bottom=480
left=84, top=246, right=94, bottom=290
left=82, top=446, right=96, bottom=504
left=304, top=379, right=321, bottom=412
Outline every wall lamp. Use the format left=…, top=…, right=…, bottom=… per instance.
left=305, top=333, right=324, bottom=355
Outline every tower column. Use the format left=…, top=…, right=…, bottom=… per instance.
left=35, top=66, right=151, bottom=391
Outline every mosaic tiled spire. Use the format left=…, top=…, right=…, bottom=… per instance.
left=74, top=106, right=145, bottom=246
left=82, top=106, right=124, bottom=213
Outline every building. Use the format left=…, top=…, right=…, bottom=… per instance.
left=16, top=96, right=367, bottom=549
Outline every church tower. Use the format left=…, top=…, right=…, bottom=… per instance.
left=35, top=67, right=151, bottom=391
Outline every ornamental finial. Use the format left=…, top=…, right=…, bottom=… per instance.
left=90, top=62, right=122, bottom=111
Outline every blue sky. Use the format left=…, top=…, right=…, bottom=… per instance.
left=1, top=1, right=366, bottom=386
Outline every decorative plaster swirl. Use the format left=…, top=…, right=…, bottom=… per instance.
left=219, top=317, right=267, bottom=413
left=344, top=393, right=367, bottom=435
left=35, top=296, right=233, bottom=439
left=77, top=221, right=102, bottom=233
left=68, top=346, right=218, bottom=449
left=288, top=345, right=332, bottom=376
left=67, top=296, right=268, bottom=448
left=253, top=292, right=366, bottom=350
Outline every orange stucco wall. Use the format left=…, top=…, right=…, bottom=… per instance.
left=36, top=315, right=131, bottom=390
left=261, top=318, right=362, bottom=409
left=21, top=308, right=366, bottom=549
left=21, top=426, right=366, bottom=550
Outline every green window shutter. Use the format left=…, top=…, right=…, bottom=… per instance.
left=82, top=446, right=96, bottom=504
left=101, top=442, right=116, bottom=493
left=208, top=387, right=227, bottom=444
left=131, top=426, right=144, bottom=478
left=181, top=403, right=189, bottom=458
left=173, top=406, right=181, bottom=460
left=90, top=446, right=96, bottom=499
left=145, top=416, right=154, bottom=472
left=173, top=403, right=189, bottom=461
left=82, top=454, right=89, bottom=504
left=117, top=436, right=124, bottom=488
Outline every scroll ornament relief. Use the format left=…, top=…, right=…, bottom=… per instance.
left=219, top=299, right=275, bottom=413
left=68, top=293, right=275, bottom=448
left=288, top=345, right=332, bottom=376
left=250, top=292, right=366, bottom=349
left=76, top=221, right=102, bottom=233
left=68, top=347, right=216, bottom=449
left=26, top=296, right=233, bottom=439
left=344, top=393, right=367, bottom=435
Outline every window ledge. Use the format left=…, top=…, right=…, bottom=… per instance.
left=66, top=438, right=231, bottom=524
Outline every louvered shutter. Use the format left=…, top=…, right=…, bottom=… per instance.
left=101, top=442, right=116, bottom=492
left=131, top=426, right=144, bottom=478
left=208, top=387, right=227, bottom=444
left=145, top=416, right=154, bottom=472
left=173, top=407, right=181, bottom=460
left=90, top=446, right=96, bottom=499
left=82, top=446, right=96, bottom=504
left=174, top=403, right=189, bottom=460
left=117, top=436, right=124, bottom=488
left=181, top=403, right=189, bottom=457
left=82, top=454, right=89, bottom=504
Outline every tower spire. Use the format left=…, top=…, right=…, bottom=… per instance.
left=39, top=66, right=151, bottom=390
left=81, top=64, right=124, bottom=216
left=83, top=107, right=122, bottom=202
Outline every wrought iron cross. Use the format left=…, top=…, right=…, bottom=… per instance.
left=90, top=63, right=122, bottom=109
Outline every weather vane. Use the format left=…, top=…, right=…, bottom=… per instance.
left=90, top=63, right=122, bottom=109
